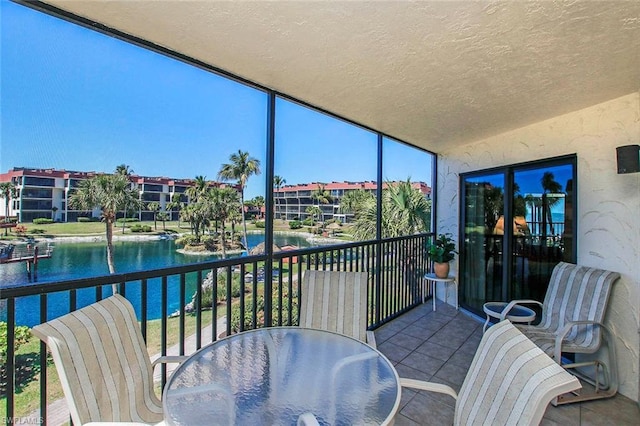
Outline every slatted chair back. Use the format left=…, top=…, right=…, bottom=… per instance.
left=455, top=320, right=581, bottom=426
left=32, top=294, right=162, bottom=426
left=299, top=270, right=371, bottom=345
left=537, top=261, right=620, bottom=353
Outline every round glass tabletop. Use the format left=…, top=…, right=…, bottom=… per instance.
left=163, top=327, right=400, bottom=425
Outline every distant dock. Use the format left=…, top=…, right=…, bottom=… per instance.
left=0, top=242, right=54, bottom=280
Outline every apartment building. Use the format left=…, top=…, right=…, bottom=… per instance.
left=0, top=167, right=235, bottom=223
left=274, top=181, right=431, bottom=223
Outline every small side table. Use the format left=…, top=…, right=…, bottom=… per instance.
left=423, top=273, right=457, bottom=312
left=482, top=302, right=536, bottom=333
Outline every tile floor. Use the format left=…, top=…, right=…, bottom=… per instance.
left=374, top=301, right=640, bottom=425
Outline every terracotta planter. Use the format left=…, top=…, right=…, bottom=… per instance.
left=434, top=262, right=450, bottom=278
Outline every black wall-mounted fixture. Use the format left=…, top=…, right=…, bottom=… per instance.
left=616, top=144, right=640, bottom=174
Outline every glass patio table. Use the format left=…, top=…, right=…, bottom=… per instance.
left=163, top=327, right=401, bottom=425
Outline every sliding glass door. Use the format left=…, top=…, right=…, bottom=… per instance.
left=459, top=156, right=576, bottom=314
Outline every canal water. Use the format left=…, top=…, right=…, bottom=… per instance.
left=0, top=233, right=315, bottom=326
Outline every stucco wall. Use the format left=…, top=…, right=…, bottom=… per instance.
left=436, top=93, right=640, bottom=401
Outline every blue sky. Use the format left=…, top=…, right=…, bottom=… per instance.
left=1, top=1, right=432, bottom=199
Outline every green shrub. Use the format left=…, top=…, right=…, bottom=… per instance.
left=255, top=221, right=265, bottom=229
left=0, top=323, right=31, bottom=364
left=288, top=220, right=302, bottom=229
left=215, top=272, right=242, bottom=302
left=77, top=216, right=100, bottom=222
left=202, top=236, right=217, bottom=251
left=130, top=224, right=152, bottom=233
left=0, top=322, right=33, bottom=395
left=176, top=235, right=198, bottom=247
left=33, top=218, right=53, bottom=225
left=302, top=218, right=314, bottom=226
left=188, top=270, right=242, bottom=310
left=116, top=217, right=140, bottom=224
left=29, top=229, right=46, bottom=234
left=230, top=290, right=299, bottom=333
left=0, top=322, right=31, bottom=366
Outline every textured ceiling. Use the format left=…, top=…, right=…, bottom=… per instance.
left=40, top=0, right=640, bottom=152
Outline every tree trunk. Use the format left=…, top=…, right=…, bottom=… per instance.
left=240, top=191, right=248, bottom=251
left=220, top=220, right=227, bottom=259
left=105, top=220, right=118, bottom=294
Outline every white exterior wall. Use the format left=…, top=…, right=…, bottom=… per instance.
left=436, top=93, right=640, bottom=401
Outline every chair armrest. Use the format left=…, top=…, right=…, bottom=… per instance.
left=554, top=320, right=609, bottom=362
left=151, top=355, right=189, bottom=371
left=399, top=378, right=458, bottom=400
left=499, top=299, right=543, bottom=321
left=366, top=330, right=377, bottom=349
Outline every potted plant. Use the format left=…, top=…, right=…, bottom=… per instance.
left=427, top=233, right=457, bottom=278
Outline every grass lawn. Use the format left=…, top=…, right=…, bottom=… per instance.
left=0, top=218, right=353, bottom=240
left=0, top=220, right=191, bottom=240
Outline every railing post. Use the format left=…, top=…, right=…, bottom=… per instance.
left=5, top=298, right=16, bottom=422
left=263, top=91, right=276, bottom=328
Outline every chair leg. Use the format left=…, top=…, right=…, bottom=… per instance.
left=552, top=326, right=618, bottom=406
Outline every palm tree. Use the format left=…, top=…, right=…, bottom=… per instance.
left=273, top=175, right=286, bottom=220
left=483, top=184, right=504, bottom=234
left=181, top=198, right=211, bottom=243
left=305, top=205, right=322, bottom=225
left=339, top=189, right=374, bottom=217
left=312, top=184, right=333, bottom=205
left=167, top=193, right=183, bottom=224
left=352, top=180, right=430, bottom=240
left=147, top=201, right=160, bottom=230
left=0, top=182, right=17, bottom=236
left=187, top=175, right=208, bottom=200
left=251, top=196, right=265, bottom=219
left=115, top=164, right=135, bottom=233
left=386, top=179, right=431, bottom=236
left=210, top=187, right=241, bottom=259
left=524, top=193, right=541, bottom=234
left=69, top=173, right=141, bottom=291
left=115, top=164, right=134, bottom=176
left=311, top=184, right=333, bottom=223
left=183, top=176, right=211, bottom=239
left=218, top=150, right=261, bottom=251
left=541, top=172, right=563, bottom=236
left=351, top=197, right=377, bottom=241
left=157, top=211, right=169, bottom=231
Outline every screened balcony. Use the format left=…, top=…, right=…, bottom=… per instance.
left=1, top=0, right=639, bottom=422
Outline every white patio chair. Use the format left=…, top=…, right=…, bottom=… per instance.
left=400, top=320, right=581, bottom=426
left=494, top=261, right=620, bottom=404
left=32, top=294, right=187, bottom=426
left=299, top=270, right=376, bottom=348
